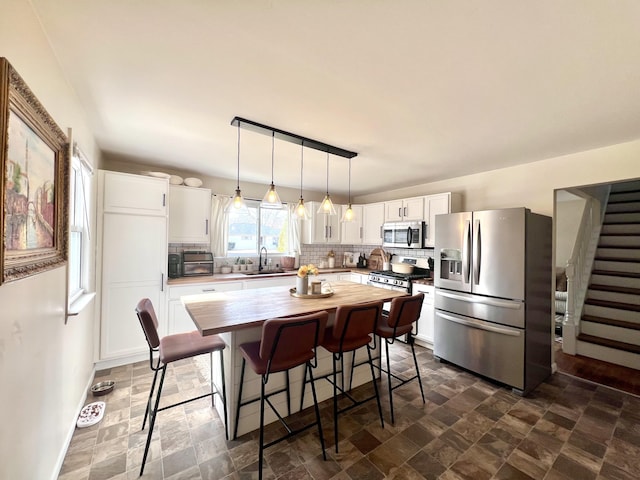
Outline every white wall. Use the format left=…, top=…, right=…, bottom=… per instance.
left=355, top=139, right=640, bottom=216
left=555, top=196, right=587, bottom=269
left=0, top=1, right=99, bottom=479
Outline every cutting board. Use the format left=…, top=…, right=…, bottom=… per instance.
left=368, top=248, right=387, bottom=271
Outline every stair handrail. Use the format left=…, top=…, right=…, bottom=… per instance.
left=562, top=192, right=607, bottom=354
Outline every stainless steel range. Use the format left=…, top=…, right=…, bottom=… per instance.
left=367, top=257, right=431, bottom=341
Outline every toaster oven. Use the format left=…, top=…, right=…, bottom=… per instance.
left=182, top=251, right=214, bottom=276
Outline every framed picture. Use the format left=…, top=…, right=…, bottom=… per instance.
left=1, top=58, right=69, bottom=284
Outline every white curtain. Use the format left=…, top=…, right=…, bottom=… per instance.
left=210, top=195, right=231, bottom=256
left=288, top=204, right=301, bottom=255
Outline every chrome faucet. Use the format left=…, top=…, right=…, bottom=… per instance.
left=259, top=246, right=268, bottom=272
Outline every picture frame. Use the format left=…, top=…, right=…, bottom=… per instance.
left=1, top=58, right=69, bottom=284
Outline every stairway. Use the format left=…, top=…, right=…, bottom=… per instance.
left=577, top=181, right=640, bottom=370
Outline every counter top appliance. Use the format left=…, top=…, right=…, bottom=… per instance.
left=182, top=251, right=214, bottom=276
left=434, top=207, right=552, bottom=395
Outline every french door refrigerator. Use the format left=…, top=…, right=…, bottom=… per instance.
left=434, top=207, right=552, bottom=395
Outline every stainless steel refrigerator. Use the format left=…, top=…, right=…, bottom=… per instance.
left=434, top=207, right=552, bottom=395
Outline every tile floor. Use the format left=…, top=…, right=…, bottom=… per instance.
left=58, top=343, right=640, bottom=480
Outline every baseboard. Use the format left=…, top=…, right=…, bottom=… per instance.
left=51, top=366, right=96, bottom=480
left=95, top=352, right=147, bottom=370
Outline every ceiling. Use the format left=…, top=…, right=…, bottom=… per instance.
left=31, top=0, right=640, bottom=197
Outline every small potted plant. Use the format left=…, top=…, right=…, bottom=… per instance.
left=220, top=261, right=232, bottom=274
left=232, top=257, right=241, bottom=273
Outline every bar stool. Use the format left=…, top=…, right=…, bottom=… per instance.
left=234, top=311, right=328, bottom=480
left=135, top=298, right=228, bottom=476
left=374, top=293, right=425, bottom=424
left=302, top=300, right=385, bottom=453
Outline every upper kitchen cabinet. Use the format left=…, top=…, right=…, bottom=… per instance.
left=362, top=202, right=385, bottom=245
left=384, top=196, right=424, bottom=222
left=97, top=171, right=168, bottom=363
left=423, top=192, right=461, bottom=247
left=168, top=185, right=212, bottom=243
left=340, top=204, right=364, bottom=244
left=102, top=171, right=167, bottom=216
left=302, top=201, right=341, bottom=244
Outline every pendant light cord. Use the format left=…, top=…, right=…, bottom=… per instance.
left=326, top=152, right=330, bottom=195
left=348, top=157, right=351, bottom=203
left=300, top=141, right=304, bottom=198
left=236, top=123, right=241, bottom=189
left=271, top=131, right=275, bottom=183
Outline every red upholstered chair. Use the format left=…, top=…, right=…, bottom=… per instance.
left=234, top=311, right=328, bottom=480
left=374, top=293, right=425, bottom=423
left=302, top=300, right=385, bottom=453
left=135, top=298, right=227, bottom=476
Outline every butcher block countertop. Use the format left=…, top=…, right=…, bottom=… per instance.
left=182, top=281, right=407, bottom=336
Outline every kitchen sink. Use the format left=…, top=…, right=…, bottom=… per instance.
left=243, top=269, right=288, bottom=276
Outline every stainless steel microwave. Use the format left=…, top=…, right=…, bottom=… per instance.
left=382, top=221, right=426, bottom=249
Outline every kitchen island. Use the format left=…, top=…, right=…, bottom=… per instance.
left=182, top=281, right=407, bottom=437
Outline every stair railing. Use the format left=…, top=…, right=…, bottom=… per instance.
left=562, top=195, right=606, bottom=354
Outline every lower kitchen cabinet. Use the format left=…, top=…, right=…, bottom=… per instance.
left=412, top=283, right=435, bottom=347
left=168, top=281, right=243, bottom=334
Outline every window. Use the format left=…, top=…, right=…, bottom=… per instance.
left=68, top=148, right=91, bottom=304
left=227, top=200, right=290, bottom=255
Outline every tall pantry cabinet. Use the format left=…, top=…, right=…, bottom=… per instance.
left=97, top=171, right=168, bottom=362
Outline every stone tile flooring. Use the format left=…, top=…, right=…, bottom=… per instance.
left=58, top=343, right=640, bottom=479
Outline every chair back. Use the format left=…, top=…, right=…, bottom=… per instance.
left=332, top=301, right=383, bottom=352
left=384, top=293, right=424, bottom=337
left=260, top=311, right=328, bottom=374
left=135, top=298, right=161, bottom=350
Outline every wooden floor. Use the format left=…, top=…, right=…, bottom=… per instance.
left=554, top=339, right=640, bottom=397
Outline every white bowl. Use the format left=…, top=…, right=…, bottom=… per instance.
left=146, top=171, right=170, bottom=179
left=169, top=175, right=183, bottom=185
left=184, top=177, right=203, bottom=187
left=220, top=266, right=232, bottom=274
left=391, top=263, right=414, bottom=274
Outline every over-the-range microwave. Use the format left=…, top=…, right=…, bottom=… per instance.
left=382, top=221, right=426, bottom=249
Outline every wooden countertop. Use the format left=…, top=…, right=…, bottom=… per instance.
left=183, top=281, right=407, bottom=336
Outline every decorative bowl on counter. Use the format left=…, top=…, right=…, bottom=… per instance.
left=220, top=266, right=232, bottom=274
left=391, top=263, right=414, bottom=274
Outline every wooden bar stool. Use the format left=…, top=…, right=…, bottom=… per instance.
left=135, top=298, right=228, bottom=476
left=302, top=300, right=385, bottom=453
left=374, top=293, right=425, bottom=424
left=234, top=311, right=328, bottom=480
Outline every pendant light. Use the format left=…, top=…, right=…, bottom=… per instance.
left=341, top=157, right=355, bottom=222
left=261, top=131, right=282, bottom=208
left=228, top=122, right=246, bottom=212
left=295, top=141, right=310, bottom=219
left=317, top=151, right=337, bottom=215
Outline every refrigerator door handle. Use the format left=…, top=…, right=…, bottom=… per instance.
left=437, top=311, right=522, bottom=336
left=462, top=220, right=471, bottom=284
left=473, top=219, right=481, bottom=285
left=436, top=290, right=522, bottom=310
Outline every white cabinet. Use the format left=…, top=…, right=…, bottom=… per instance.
left=340, top=205, right=364, bottom=245
left=384, top=197, right=424, bottom=222
left=350, top=272, right=368, bottom=284
left=412, top=283, right=435, bottom=347
left=423, top=192, right=461, bottom=247
left=98, top=171, right=168, bottom=361
left=169, top=185, right=211, bottom=244
left=302, top=201, right=341, bottom=244
left=168, top=281, right=243, bottom=334
left=362, top=202, right=385, bottom=245
left=102, top=171, right=167, bottom=216
left=243, top=276, right=293, bottom=289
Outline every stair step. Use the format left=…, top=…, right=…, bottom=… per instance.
left=593, top=259, right=640, bottom=274
left=584, top=304, right=640, bottom=323
left=592, top=269, right=640, bottom=279
left=598, top=235, right=640, bottom=248
left=606, top=201, right=640, bottom=214
left=596, top=247, right=640, bottom=260
left=585, top=298, right=640, bottom=312
left=587, top=288, right=640, bottom=307
left=576, top=337, right=640, bottom=370
left=577, top=333, right=640, bottom=355
left=608, top=191, right=640, bottom=203
left=610, top=180, right=640, bottom=193
left=604, top=212, right=640, bottom=224
left=582, top=314, right=640, bottom=331
left=589, top=283, right=640, bottom=296
left=581, top=318, right=640, bottom=346
left=601, top=224, right=640, bottom=235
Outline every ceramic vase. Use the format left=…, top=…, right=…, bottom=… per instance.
left=296, top=275, right=308, bottom=295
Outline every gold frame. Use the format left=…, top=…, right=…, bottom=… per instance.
left=1, top=58, right=69, bottom=284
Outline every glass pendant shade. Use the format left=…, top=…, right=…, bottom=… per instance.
left=232, top=188, right=244, bottom=209
left=318, top=152, right=337, bottom=215
left=295, top=197, right=310, bottom=220
left=261, top=132, right=283, bottom=208
left=318, top=194, right=337, bottom=215
left=341, top=203, right=355, bottom=222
